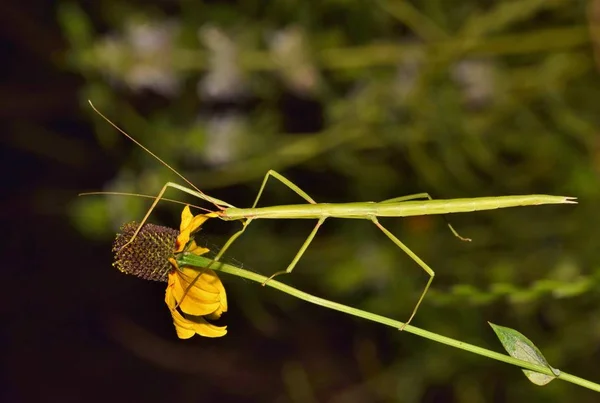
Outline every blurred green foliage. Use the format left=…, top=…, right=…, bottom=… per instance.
left=61, top=0, right=600, bottom=401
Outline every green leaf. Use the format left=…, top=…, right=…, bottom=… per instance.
left=489, top=322, right=560, bottom=386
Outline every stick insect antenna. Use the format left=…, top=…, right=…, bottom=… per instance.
left=78, top=191, right=214, bottom=214
left=87, top=100, right=219, bottom=210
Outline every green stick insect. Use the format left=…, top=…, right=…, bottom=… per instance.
left=86, top=101, right=576, bottom=330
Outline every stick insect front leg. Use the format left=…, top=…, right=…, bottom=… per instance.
left=121, top=181, right=230, bottom=251
left=370, top=216, right=435, bottom=331
left=381, top=193, right=471, bottom=242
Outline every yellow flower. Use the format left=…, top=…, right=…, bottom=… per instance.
left=165, top=206, right=228, bottom=339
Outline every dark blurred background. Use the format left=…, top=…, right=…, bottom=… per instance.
left=3, top=0, right=600, bottom=401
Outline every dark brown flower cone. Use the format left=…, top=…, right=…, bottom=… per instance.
left=113, top=222, right=178, bottom=282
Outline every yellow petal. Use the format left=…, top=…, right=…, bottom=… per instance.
left=211, top=269, right=228, bottom=313
left=206, top=311, right=222, bottom=320
left=175, top=214, right=210, bottom=253
left=165, top=272, right=179, bottom=310
left=171, top=269, right=222, bottom=316
left=171, top=310, right=196, bottom=339
left=165, top=282, right=194, bottom=339
left=170, top=303, right=227, bottom=338
left=185, top=314, right=227, bottom=338
left=188, top=214, right=211, bottom=234
left=188, top=240, right=210, bottom=256
left=188, top=268, right=227, bottom=316
left=179, top=266, right=222, bottom=292
left=196, top=321, right=227, bottom=338
left=176, top=206, right=196, bottom=252
left=187, top=266, right=228, bottom=314
left=165, top=281, right=227, bottom=338
left=177, top=294, right=220, bottom=316
left=180, top=206, right=194, bottom=232
left=168, top=257, right=179, bottom=271
left=174, top=243, right=227, bottom=314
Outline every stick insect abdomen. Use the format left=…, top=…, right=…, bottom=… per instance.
left=373, top=195, right=576, bottom=217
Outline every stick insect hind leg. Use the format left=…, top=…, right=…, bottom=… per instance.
left=370, top=216, right=435, bottom=331
left=369, top=192, right=469, bottom=330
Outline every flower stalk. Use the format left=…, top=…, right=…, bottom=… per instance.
left=179, top=252, right=600, bottom=393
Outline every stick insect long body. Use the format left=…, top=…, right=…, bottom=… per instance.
left=222, top=196, right=571, bottom=220
left=139, top=179, right=575, bottom=330
left=87, top=101, right=576, bottom=330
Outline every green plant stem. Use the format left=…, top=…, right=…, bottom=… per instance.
left=167, top=26, right=589, bottom=72
left=179, top=253, right=600, bottom=393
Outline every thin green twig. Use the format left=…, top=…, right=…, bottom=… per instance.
left=179, top=253, right=600, bottom=392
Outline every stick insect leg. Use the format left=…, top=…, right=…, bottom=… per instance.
left=121, top=182, right=175, bottom=251
left=180, top=216, right=254, bottom=308
left=371, top=217, right=434, bottom=331
left=121, top=181, right=227, bottom=251
left=381, top=193, right=471, bottom=242
left=263, top=217, right=326, bottom=285
left=252, top=169, right=317, bottom=206
left=212, top=218, right=253, bottom=262
left=214, top=170, right=319, bottom=263
left=178, top=219, right=255, bottom=311
left=247, top=170, right=324, bottom=285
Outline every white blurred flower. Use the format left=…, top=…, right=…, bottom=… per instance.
left=95, top=19, right=181, bottom=96
left=394, top=45, right=423, bottom=102
left=268, top=26, right=320, bottom=95
left=197, top=25, right=247, bottom=101
left=451, top=59, right=496, bottom=109
left=202, top=113, right=246, bottom=166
